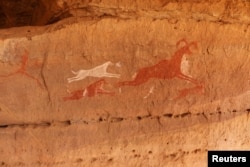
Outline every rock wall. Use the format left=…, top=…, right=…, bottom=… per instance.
left=0, top=0, right=249, bottom=166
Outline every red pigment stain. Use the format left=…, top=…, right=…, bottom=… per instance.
left=0, top=50, right=42, bottom=88
left=63, top=79, right=114, bottom=101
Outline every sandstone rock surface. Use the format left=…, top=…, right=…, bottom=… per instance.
left=0, top=0, right=249, bottom=166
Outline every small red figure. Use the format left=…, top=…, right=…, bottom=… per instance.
left=117, top=39, right=199, bottom=87
left=0, top=50, right=42, bottom=88
left=173, top=84, right=204, bottom=100
left=63, top=89, right=84, bottom=101
left=63, top=79, right=114, bottom=101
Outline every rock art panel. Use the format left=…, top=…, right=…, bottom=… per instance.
left=0, top=6, right=249, bottom=166
left=65, top=39, right=204, bottom=101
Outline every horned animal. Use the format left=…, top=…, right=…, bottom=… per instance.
left=117, top=39, right=199, bottom=87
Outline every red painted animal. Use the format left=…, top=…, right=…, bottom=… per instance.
left=63, top=79, right=114, bottom=101
left=117, top=39, right=199, bottom=87
left=173, top=84, right=204, bottom=100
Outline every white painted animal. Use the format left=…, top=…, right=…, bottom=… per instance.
left=68, top=61, right=121, bottom=83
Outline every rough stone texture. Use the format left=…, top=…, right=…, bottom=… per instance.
left=0, top=0, right=250, bottom=166
left=0, top=0, right=250, bottom=28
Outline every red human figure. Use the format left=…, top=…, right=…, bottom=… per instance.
left=117, top=39, right=199, bottom=87
left=0, top=50, right=42, bottom=88
left=63, top=79, right=114, bottom=101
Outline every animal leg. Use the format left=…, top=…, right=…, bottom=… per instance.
left=67, top=77, right=79, bottom=83
left=104, top=73, right=121, bottom=78
left=177, top=73, right=199, bottom=85
left=68, top=70, right=88, bottom=83
left=71, top=70, right=79, bottom=75
left=67, top=75, right=87, bottom=83
left=97, top=88, right=115, bottom=96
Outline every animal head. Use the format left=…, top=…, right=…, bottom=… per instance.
left=176, top=39, right=193, bottom=55
left=181, top=41, right=198, bottom=55
left=176, top=39, right=198, bottom=55
left=176, top=39, right=188, bottom=48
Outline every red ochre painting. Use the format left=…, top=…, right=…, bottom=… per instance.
left=63, top=79, right=114, bottom=101
left=0, top=50, right=42, bottom=88
left=118, top=39, right=199, bottom=86
left=64, top=39, right=204, bottom=101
